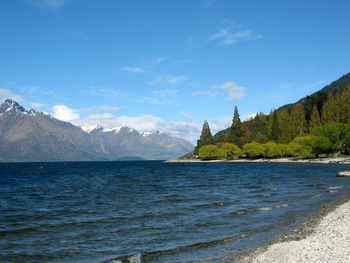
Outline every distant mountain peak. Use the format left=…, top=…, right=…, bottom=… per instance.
left=0, top=99, right=53, bottom=118
left=1, top=99, right=25, bottom=113
left=142, top=130, right=165, bottom=137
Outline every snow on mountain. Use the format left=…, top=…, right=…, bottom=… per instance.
left=0, top=99, right=194, bottom=161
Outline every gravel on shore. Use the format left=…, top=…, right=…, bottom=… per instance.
left=165, top=157, right=350, bottom=164
left=240, top=198, right=350, bottom=263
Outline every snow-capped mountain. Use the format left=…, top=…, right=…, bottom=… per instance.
left=0, top=99, right=193, bottom=162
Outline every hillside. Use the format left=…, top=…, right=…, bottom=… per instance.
left=214, top=72, right=350, bottom=140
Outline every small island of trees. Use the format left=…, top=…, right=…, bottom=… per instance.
left=190, top=85, right=350, bottom=160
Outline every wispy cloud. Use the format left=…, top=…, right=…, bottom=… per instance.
left=156, top=56, right=170, bottom=65
left=121, top=66, right=145, bottom=73
left=301, top=80, right=328, bottom=93
left=0, top=89, right=25, bottom=102
left=137, top=97, right=172, bottom=105
left=82, top=105, right=122, bottom=112
left=173, top=59, right=194, bottom=65
left=192, top=90, right=217, bottom=98
left=26, top=0, right=68, bottom=10
left=211, top=82, right=246, bottom=100
left=30, top=102, right=47, bottom=108
left=150, top=75, right=187, bottom=86
left=181, top=111, right=194, bottom=122
left=209, top=22, right=262, bottom=45
left=121, top=56, right=170, bottom=74
left=89, top=86, right=119, bottom=97
left=152, top=89, right=179, bottom=97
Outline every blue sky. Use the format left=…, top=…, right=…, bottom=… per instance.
left=1, top=0, right=349, bottom=143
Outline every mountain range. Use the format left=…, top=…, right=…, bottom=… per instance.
left=0, top=99, right=194, bottom=162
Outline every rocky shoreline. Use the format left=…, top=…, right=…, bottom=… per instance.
left=239, top=194, right=350, bottom=263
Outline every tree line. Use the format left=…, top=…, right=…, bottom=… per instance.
left=194, top=85, right=350, bottom=160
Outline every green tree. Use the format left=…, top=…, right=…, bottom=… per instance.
left=340, top=85, right=350, bottom=124
left=262, top=142, right=287, bottom=158
left=198, top=145, right=222, bottom=159
left=278, top=108, right=293, bottom=143
left=270, top=110, right=281, bottom=142
left=286, top=142, right=312, bottom=158
left=243, top=142, right=265, bottom=159
left=225, top=105, right=242, bottom=147
left=194, top=120, right=215, bottom=154
left=309, top=105, right=321, bottom=130
left=312, top=122, right=350, bottom=156
left=311, top=136, right=333, bottom=157
left=219, top=143, right=243, bottom=159
left=290, top=104, right=307, bottom=138
left=248, top=113, right=269, bottom=143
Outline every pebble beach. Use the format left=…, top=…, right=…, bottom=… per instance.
left=241, top=198, right=350, bottom=263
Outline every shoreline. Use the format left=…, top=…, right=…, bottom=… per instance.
left=165, top=157, right=350, bottom=165
left=239, top=194, right=350, bottom=263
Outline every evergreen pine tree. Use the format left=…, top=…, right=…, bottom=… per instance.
left=270, top=110, right=281, bottom=142
left=248, top=113, right=269, bottom=143
left=225, top=105, right=242, bottom=147
left=309, top=104, right=321, bottom=130
left=194, top=120, right=214, bottom=154
left=291, top=104, right=307, bottom=138
left=340, top=85, right=350, bottom=123
left=321, top=94, right=336, bottom=124
left=278, top=108, right=293, bottom=143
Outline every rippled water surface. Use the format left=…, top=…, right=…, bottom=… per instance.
left=1, top=161, right=350, bottom=263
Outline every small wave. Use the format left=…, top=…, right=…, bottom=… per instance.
left=107, top=235, right=250, bottom=263
left=258, top=204, right=288, bottom=211
left=257, top=193, right=272, bottom=198
left=328, top=186, right=343, bottom=190
left=232, top=203, right=288, bottom=215
left=258, top=207, right=272, bottom=211
left=108, top=253, right=142, bottom=263
left=329, top=190, right=338, bottom=193
left=311, top=194, right=322, bottom=199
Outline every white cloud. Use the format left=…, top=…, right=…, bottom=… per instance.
left=181, top=111, right=194, bottom=123
left=96, top=105, right=121, bottom=112
left=121, top=66, right=145, bottom=73
left=81, top=105, right=122, bottom=112
left=152, top=89, right=179, bottom=97
left=156, top=56, right=170, bottom=65
left=137, top=97, right=172, bottom=105
left=52, top=105, right=80, bottom=122
left=209, top=22, right=262, bottom=45
left=192, top=90, right=217, bottom=98
left=0, top=89, right=24, bottom=102
left=242, top=113, right=256, bottom=121
left=89, top=86, right=119, bottom=97
left=150, top=75, right=187, bottom=86
left=30, top=102, right=47, bottom=108
left=211, top=82, right=246, bottom=100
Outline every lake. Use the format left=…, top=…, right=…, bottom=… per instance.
left=1, top=161, right=350, bottom=262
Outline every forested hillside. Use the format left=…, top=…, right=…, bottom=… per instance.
left=190, top=73, right=350, bottom=160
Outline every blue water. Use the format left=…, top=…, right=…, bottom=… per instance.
left=1, top=161, right=350, bottom=263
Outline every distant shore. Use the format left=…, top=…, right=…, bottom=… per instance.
left=165, top=157, right=350, bottom=164
left=240, top=195, right=350, bottom=263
